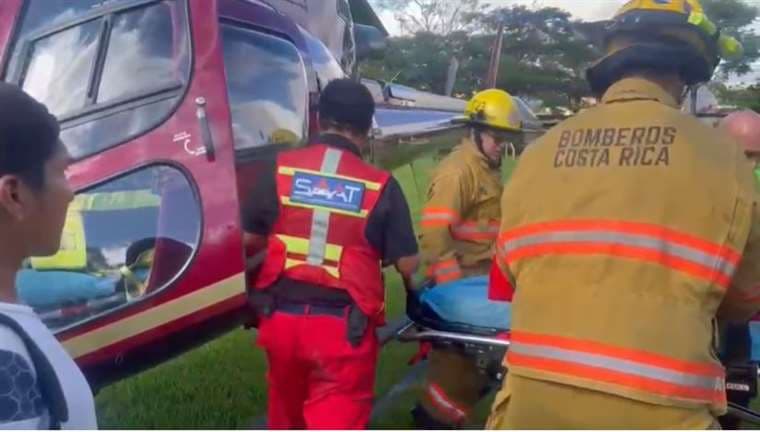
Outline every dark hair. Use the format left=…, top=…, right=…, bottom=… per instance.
left=0, top=83, right=61, bottom=189
left=318, top=78, right=375, bottom=135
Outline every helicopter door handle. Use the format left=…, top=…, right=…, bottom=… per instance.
left=195, top=97, right=216, bottom=161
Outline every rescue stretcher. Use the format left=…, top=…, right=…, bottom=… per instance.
left=396, top=278, right=760, bottom=426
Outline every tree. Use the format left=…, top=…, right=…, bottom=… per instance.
left=371, top=0, right=482, bottom=35
left=360, top=31, right=489, bottom=94
left=701, top=0, right=759, bottom=78
left=472, top=6, right=598, bottom=107
left=363, top=1, right=760, bottom=108
left=361, top=4, right=599, bottom=108
left=712, top=83, right=760, bottom=112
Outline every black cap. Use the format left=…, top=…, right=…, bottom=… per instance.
left=0, top=83, right=60, bottom=186
left=319, top=79, right=375, bottom=134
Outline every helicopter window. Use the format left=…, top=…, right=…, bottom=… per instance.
left=16, top=165, right=200, bottom=332
left=97, top=2, right=190, bottom=103
left=10, top=0, right=190, bottom=160
left=21, top=19, right=103, bottom=119
left=221, top=24, right=308, bottom=152
left=299, top=26, right=345, bottom=88
left=3, top=0, right=111, bottom=82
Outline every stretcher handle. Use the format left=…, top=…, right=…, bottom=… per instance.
left=728, top=402, right=760, bottom=425
left=396, top=326, right=511, bottom=348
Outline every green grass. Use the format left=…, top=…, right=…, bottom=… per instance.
left=95, top=272, right=422, bottom=428
left=95, top=277, right=420, bottom=428
left=97, top=150, right=759, bottom=428
left=94, top=151, right=521, bottom=428
left=95, top=158, right=441, bottom=428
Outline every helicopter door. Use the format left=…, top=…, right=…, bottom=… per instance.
left=3, top=0, right=247, bottom=372
left=216, top=0, right=312, bottom=257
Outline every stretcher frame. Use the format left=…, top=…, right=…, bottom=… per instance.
left=396, top=321, right=760, bottom=425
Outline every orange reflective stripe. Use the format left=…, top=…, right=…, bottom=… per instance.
left=500, top=220, right=741, bottom=263
left=452, top=220, right=500, bottom=241
left=511, top=331, right=723, bottom=376
left=421, top=207, right=459, bottom=228
left=508, top=331, right=725, bottom=405
left=499, top=220, right=739, bottom=290
left=429, top=258, right=462, bottom=283
left=506, top=242, right=732, bottom=289
left=508, top=352, right=724, bottom=404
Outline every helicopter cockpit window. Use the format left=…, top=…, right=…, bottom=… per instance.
left=16, top=166, right=200, bottom=331
left=8, top=0, right=190, bottom=160
left=221, top=24, right=308, bottom=152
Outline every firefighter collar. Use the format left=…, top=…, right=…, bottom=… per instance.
left=601, top=77, right=679, bottom=108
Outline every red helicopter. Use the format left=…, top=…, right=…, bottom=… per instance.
left=0, top=0, right=476, bottom=390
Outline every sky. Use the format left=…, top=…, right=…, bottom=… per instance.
left=373, top=0, right=760, bottom=86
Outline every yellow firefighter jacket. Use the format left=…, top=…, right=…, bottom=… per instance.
left=421, top=139, right=502, bottom=283
left=495, top=77, right=760, bottom=418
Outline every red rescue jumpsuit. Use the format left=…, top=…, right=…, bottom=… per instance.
left=246, top=135, right=417, bottom=429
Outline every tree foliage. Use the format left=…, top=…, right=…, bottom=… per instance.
left=702, top=0, right=760, bottom=78
left=362, top=4, right=597, bottom=107
left=713, top=83, right=760, bottom=112
left=360, top=31, right=489, bottom=95
left=372, top=0, right=482, bottom=35
left=471, top=6, right=598, bottom=107
left=363, top=0, right=760, bottom=108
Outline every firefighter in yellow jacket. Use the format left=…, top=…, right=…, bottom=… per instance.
left=488, top=0, right=760, bottom=429
left=413, top=89, right=523, bottom=428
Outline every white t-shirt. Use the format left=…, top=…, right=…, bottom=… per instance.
left=0, top=302, right=97, bottom=429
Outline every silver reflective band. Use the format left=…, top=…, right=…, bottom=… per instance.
left=510, top=342, right=724, bottom=392
left=422, top=214, right=456, bottom=222
left=502, top=231, right=736, bottom=277
left=306, top=149, right=343, bottom=266
left=454, top=225, right=499, bottom=233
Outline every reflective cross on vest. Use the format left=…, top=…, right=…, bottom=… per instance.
left=255, top=144, right=392, bottom=323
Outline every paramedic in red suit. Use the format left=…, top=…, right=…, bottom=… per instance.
left=243, top=79, right=420, bottom=430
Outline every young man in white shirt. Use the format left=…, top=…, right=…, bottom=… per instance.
left=0, top=83, right=97, bottom=429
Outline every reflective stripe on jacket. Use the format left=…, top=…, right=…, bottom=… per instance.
left=421, top=139, right=502, bottom=283
left=495, top=77, right=760, bottom=415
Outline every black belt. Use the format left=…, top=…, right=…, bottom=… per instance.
left=275, top=302, right=348, bottom=318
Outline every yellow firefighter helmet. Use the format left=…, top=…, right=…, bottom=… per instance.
left=587, top=0, right=743, bottom=95
left=462, top=89, right=522, bottom=133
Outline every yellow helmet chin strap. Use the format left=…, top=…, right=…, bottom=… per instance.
left=506, top=142, right=517, bottom=160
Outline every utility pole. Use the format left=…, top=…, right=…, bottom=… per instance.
left=445, top=57, right=459, bottom=96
